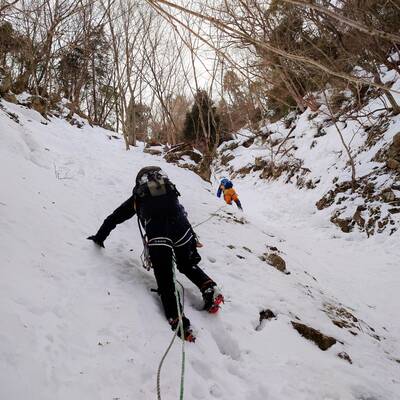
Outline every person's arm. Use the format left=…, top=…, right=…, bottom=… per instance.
left=217, top=186, right=223, bottom=198
left=87, top=195, right=136, bottom=247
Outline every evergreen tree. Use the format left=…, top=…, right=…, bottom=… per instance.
left=182, top=90, right=220, bottom=150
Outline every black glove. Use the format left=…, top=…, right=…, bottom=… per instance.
left=87, top=235, right=105, bottom=248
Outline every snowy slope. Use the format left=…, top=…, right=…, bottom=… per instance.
left=216, top=71, right=400, bottom=237
left=1, top=99, right=400, bottom=400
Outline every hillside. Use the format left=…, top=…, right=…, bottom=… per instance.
left=1, top=99, right=400, bottom=400
left=214, top=75, right=400, bottom=237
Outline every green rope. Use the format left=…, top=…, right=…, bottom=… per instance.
left=156, top=254, right=186, bottom=400
left=173, top=262, right=186, bottom=400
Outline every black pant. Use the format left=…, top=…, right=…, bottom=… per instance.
left=145, top=213, right=214, bottom=321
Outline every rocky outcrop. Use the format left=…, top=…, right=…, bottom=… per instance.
left=317, top=176, right=399, bottom=236
left=161, top=143, right=210, bottom=181
left=2, top=92, right=17, bottom=103
left=26, top=95, right=49, bottom=117
left=386, top=133, right=400, bottom=171
left=323, top=303, right=381, bottom=341
left=337, top=351, right=352, bottom=364
left=259, top=309, right=276, bottom=322
left=291, top=321, right=337, bottom=351
left=0, top=67, right=12, bottom=94
left=260, top=248, right=290, bottom=274
left=143, top=147, right=162, bottom=156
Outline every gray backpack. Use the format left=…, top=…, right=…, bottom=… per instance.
left=134, top=166, right=179, bottom=199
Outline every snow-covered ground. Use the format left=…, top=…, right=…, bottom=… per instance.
left=1, top=100, right=399, bottom=400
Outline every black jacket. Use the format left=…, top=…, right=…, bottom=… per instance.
left=94, top=190, right=182, bottom=243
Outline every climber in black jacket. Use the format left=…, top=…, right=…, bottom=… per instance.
left=87, top=166, right=223, bottom=341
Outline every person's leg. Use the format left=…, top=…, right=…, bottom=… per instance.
left=148, top=239, right=180, bottom=319
left=146, top=218, right=181, bottom=321
left=174, top=240, right=215, bottom=289
left=146, top=218, right=193, bottom=337
left=174, top=240, right=223, bottom=312
left=171, top=214, right=223, bottom=313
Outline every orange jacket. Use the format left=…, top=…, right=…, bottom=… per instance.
left=223, top=187, right=239, bottom=205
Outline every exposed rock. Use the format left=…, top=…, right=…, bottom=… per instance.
left=316, top=196, right=332, bottom=210
left=28, top=95, right=48, bottom=116
left=69, top=117, right=84, bottom=128
left=0, top=67, right=12, bottom=94
left=2, top=92, right=17, bottom=103
left=145, top=140, right=162, bottom=148
left=266, top=245, right=279, bottom=252
left=324, top=303, right=381, bottom=340
left=389, top=132, right=400, bottom=153
left=381, top=189, right=396, bottom=203
left=330, top=214, right=353, bottom=233
left=337, top=352, right=352, bottom=364
left=222, top=141, right=239, bottom=152
left=220, top=153, right=234, bottom=166
left=254, top=157, right=267, bottom=170
left=260, top=161, right=296, bottom=181
left=362, top=182, right=375, bottom=196
left=143, top=148, right=162, bottom=156
left=353, top=205, right=366, bottom=228
left=164, top=152, right=181, bottom=163
left=324, top=303, right=359, bottom=332
left=377, top=132, right=400, bottom=169
left=314, top=126, right=327, bottom=138
left=163, top=143, right=207, bottom=180
left=261, top=253, right=288, bottom=274
left=168, top=142, right=192, bottom=153
left=237, top=165, right=253, bottom=177
left=183, top=150, right=203, bottom=164
left=365, top=119, right=390, bottom=147
left=291, top=321, right=337, bottom=351
left=387, top=158, right=400, bottom=170
left=259, top=309, right=276, bottom=322
left=242, top=137, right=255, bottom=148
left=316, top=181, right=353, bottom=210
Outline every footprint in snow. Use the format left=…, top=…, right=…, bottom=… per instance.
left=209, top=383, right=223, bottom=398
left=209, top=323, right=241, bottom=361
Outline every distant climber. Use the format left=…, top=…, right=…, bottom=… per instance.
left=87, top=166, right=224, bottom=342
left=217, top=178, right=243, bottom=210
